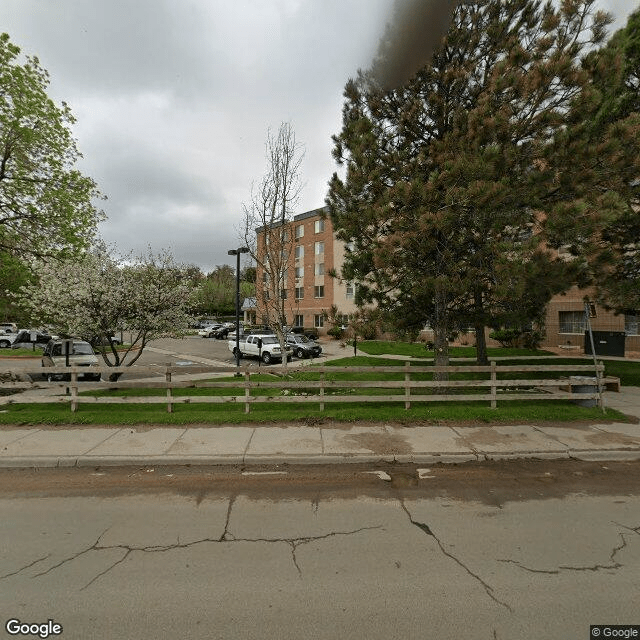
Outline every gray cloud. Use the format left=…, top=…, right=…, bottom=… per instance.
left=0, top=0, right=633, bottom=273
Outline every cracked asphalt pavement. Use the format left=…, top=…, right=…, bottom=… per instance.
left=1, top=459, right=639, bottom=640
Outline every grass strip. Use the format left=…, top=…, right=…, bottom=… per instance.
left=353, top=341, right=553, bottom=358
left=0, top=398, right=628, bottom=426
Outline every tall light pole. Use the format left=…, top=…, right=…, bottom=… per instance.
left=228, top=247, right=249, bottom=370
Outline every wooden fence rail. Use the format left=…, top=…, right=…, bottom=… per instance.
left=0, top=361, right=607, bottom=413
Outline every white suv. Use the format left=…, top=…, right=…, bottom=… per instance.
left=41, top=340, right=101, bottom=381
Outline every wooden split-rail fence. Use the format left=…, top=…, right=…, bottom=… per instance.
left=0, top=361, right=612, bottom=414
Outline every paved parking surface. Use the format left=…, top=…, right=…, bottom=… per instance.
left=0, top=334, right=348, bottom=380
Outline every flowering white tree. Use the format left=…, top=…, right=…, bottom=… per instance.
left=19, top=247, right=193, bottom=371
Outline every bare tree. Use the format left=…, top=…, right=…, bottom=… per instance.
left=241, top=122, right=305, bottom=364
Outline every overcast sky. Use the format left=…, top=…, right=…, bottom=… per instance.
left=1, top=0, right=635, bottom=273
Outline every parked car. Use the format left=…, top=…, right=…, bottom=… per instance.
left=11, top=330, right=53, bottom=350
left=198, top=324, right=222, bottom=338
left=0, top=333, right=18, bottom=348
left=286, top=333, right=322, bottom=359
left=0, top=323, right=18, bottom=334
left=291, top=326, right=319, bottom=340
left=41, top=339, right=101, bottom=381
left=211, top=326, right=230, bottom=339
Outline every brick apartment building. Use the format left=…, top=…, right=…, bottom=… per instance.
left=254, top=206, right=639, bottom=351
left=254, top=206, right=358, bottom=333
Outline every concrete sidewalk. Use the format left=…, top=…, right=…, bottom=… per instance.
left=0, top=388, right=639, bottom=469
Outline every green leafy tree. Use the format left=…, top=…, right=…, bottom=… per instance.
left=328, top=0, right=610, bottom=367
left=0, top=249, right=32, bottom=324
left=193, top=265, right=236, bottom=316
left=0, top=32, right=104, bottom=258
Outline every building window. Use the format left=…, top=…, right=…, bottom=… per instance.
left=314, top=263, right=324, bottom=276
left=314, top=314, right=324, bottom=328
left=315, top=241, right=324, bottom=255
left=625, top=314, right=639, bottom=336
left=559, top=311, right=585, bottom=334
left=314, top=219, right=325, bottom=233
left=295, top=287, right=304, bottom=300
left=280, top=289, right=287, bottom=299
left=314, top=285, right=324, bottom=298
left=295, top=266, right=304, bottom=278
left=345, top=282, right=354, bottom=299
left=294, top=314, right=304, bottom=328
left=295, top=224, right=304, bottom=239
left=295, top=245, right=304, bottom=260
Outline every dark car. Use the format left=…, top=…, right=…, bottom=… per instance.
left=11, top=330, right=53, bottom=350
left=286, top=333, right=322, bottom=359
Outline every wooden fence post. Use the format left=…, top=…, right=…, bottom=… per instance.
left=245, top=371, right=250, bottom=414
left=70, top=370, right=78, bottom=412
left=404, top=361, right=411, bottom=410
left=320, top=371, right=325, bottom=412
left=490, top=361, right=497, bottom=409
left=166, top=364, right=173, bottom=413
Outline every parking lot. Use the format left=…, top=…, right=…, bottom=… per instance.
left=0, top=333, right=347, bottom=379
left=141, top=333, right=343, bottom=368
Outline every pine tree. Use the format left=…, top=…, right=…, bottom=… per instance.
left=328, top=0, right=610, bottom=366
left=545, top=7, right=640, bottom=313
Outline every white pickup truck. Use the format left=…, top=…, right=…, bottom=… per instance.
left=228, top=334, right=292, bottom=364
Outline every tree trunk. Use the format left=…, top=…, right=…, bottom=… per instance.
left=473, top=288, right=489, bottom=366
left=475, top=321, right=489, bottom=365
left=433, top=327, right=449, bottom=379
left=433, top=290, right=450, bottom=387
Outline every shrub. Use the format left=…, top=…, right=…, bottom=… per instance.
left=489, top=328, right=522, bottom=348
left=327, top=326, right=345, bottom=340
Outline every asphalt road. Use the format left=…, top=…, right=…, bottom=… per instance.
left=1, top=459, right=639, bottom=640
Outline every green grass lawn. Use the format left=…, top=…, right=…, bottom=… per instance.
left=0, top=398, right=625, bottom=426
left=1, top=348, right=43, bottom=357
left=336, top=348, right=640, bottom=386
left=353, top=340, right=553, bottom=358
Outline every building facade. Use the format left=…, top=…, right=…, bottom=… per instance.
left=255, top=206, right=358, bottom=334
left=256, top=206, right=639, bottom=353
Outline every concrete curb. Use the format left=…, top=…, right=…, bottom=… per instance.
left=2, top=448, right=640, bottom=469
left=568, top=450, right=640, bottom=462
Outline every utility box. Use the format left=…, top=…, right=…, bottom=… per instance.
left=584, top=331, right=625, bottom=357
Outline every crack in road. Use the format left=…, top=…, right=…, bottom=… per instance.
left=398, top=500, right=512, bottom=612
left=0, top=554, right=50, bottom=579
left=615, top=521, right=640, bottom=536
left=498, top=524, right=638, bottom=575
left=220, top=495, right=236, bottom=541
left=3, top=512, right=382, bottom=590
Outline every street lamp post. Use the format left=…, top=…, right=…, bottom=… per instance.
left=228, top=247, right=249, bottom=371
